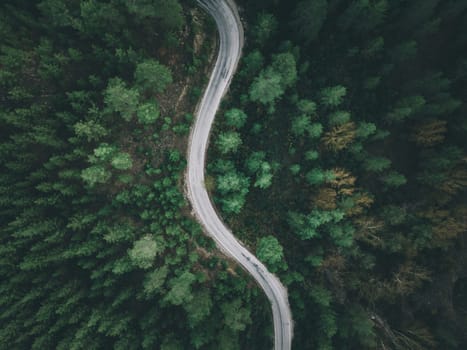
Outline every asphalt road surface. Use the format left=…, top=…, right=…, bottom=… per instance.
left=186, top=0, right=293, bottom=349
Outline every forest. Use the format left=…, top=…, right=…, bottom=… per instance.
left=1, top=0, right=466, bottom=349
left=208, top=0, right=467, bottom=348
left=0, top=0, right=272, bottom=349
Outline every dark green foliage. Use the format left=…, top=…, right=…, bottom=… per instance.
left=210, top=0, right=467, bottom=348
left=252, top=13, right=278, bottom=45
left=216, top=131, right=242, bottom=154
left=256, top=235, right=286, bottom=272
left=81, top=165, right=111, bottom=186
left=164, top=271, right=196, bottom=306
left=225, top=108, right=247, bottom=129
left=239, top=50, right=264, bottom=79
left=249, top=52, right=297, bottom=108
left=221, top=299, right=252, bottom=332
left=134, top=59, right=173, bottom=94
left=249, top=70, right=283, bottom=106
left=291, top=0, right=328, bottom=44
left=125, top=0, right=185, bottom=32
left=184, top=290, right=212, bottom=326
left=137, top=101, right=160, bottom=124
left=320, top=85, right=347, bottom=108
left=245, top=151, right=275, bottom=189
left=3, top=0, right=465, bottom=348
left=105, top=78, right=140, bottom=121
left=215, top=167, right=250, bottom=213
left=74, top=120, right=108, bottom=141
left=328, top=110, right=351, bottom=126
left=0, top=1, right=272, bottom=349
left=128, top=235, right=161, bottom=269
left=111, top=152, right=133, bottom=170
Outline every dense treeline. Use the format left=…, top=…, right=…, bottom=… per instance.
left=210, top=0, right=467, bottom=348
left=2, top=0, right=466, bottom=348
left=0, top=1, right=273, bottom=349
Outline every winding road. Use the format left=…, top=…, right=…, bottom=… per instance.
left=186, top=0, right=293, bottom=349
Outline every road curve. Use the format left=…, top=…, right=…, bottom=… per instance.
left=186, top=0, right=293, bottom=349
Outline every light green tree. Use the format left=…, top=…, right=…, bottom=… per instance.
left=216, top=131, right=242, bottom=154
left=221, top=193, right=246, bottom=214
left=137, top=101, right=160, bottom=124
left=111, top=152, right=133, bottom=170
left=364, top=156, right=391, bottom=172
left=271, top=52, right=297, bottom=88
left=221, top=299, right=251, bottom=332
left=74, top=120, right=107, bottom=141
left=306, top=168, right=334, bottom=185
left=245, top=151, right=266, bottom=173
left=356, top=122, right=377, bottom=138
left=305, top=150, right=319, bottom=161
left=249, top=70, right=283, bottom=105
left=245, top=152, right=273, bottom=189
left=254, top=172, right=273, bottom=189
left=135, top=59, right=172, bottom=93
left=291, top=114, right=311, bottom=136
left=184, top=291, right=212, bottom=326
left=320, top=85, right=347, bottom=107
left=256, top=235, right=286, bottom=272
left=104, top=78, right=139, bottom=121
left=328, top=110, right=351, bottom=126
left=92, top=143, right=116, bottom=162
left=225, top=108, right=247, bottom=129
left=128, top=235, right=160, bottom=269
left=308, top=123, right=323, bottom=138
left=81, top=165, right=111, bottom=186
left=143, top=266, right=168, bottom=298
left=164, top=271, right=196, bottom=306
left=328, top=223, right=355, bottom=247
left=217, top=171, right=249, bottom=194
left=310, top=285, right=332, bottom=306
left=297, top=99, right=317, bottom=115
left=290, top=164, right=301, bottom=175
left=249, top=52, right=297, bottom=107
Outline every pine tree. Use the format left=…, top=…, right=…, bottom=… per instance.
left=411, top=119, right=447, bottom=147
left=322, top=122, right=356, bottom=152
left=256, top=235, right=286, bottom=272
left=134, top=59, right=173, bottom=94
left=216, top=132, right=242, bottom=154
left=320, top=85, right=347, bottom=108
left=104, top=78, right=139, bottom=121
left=137, top=101, right=160, bottom=124
left=224, top=108, right=247, bottom=129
